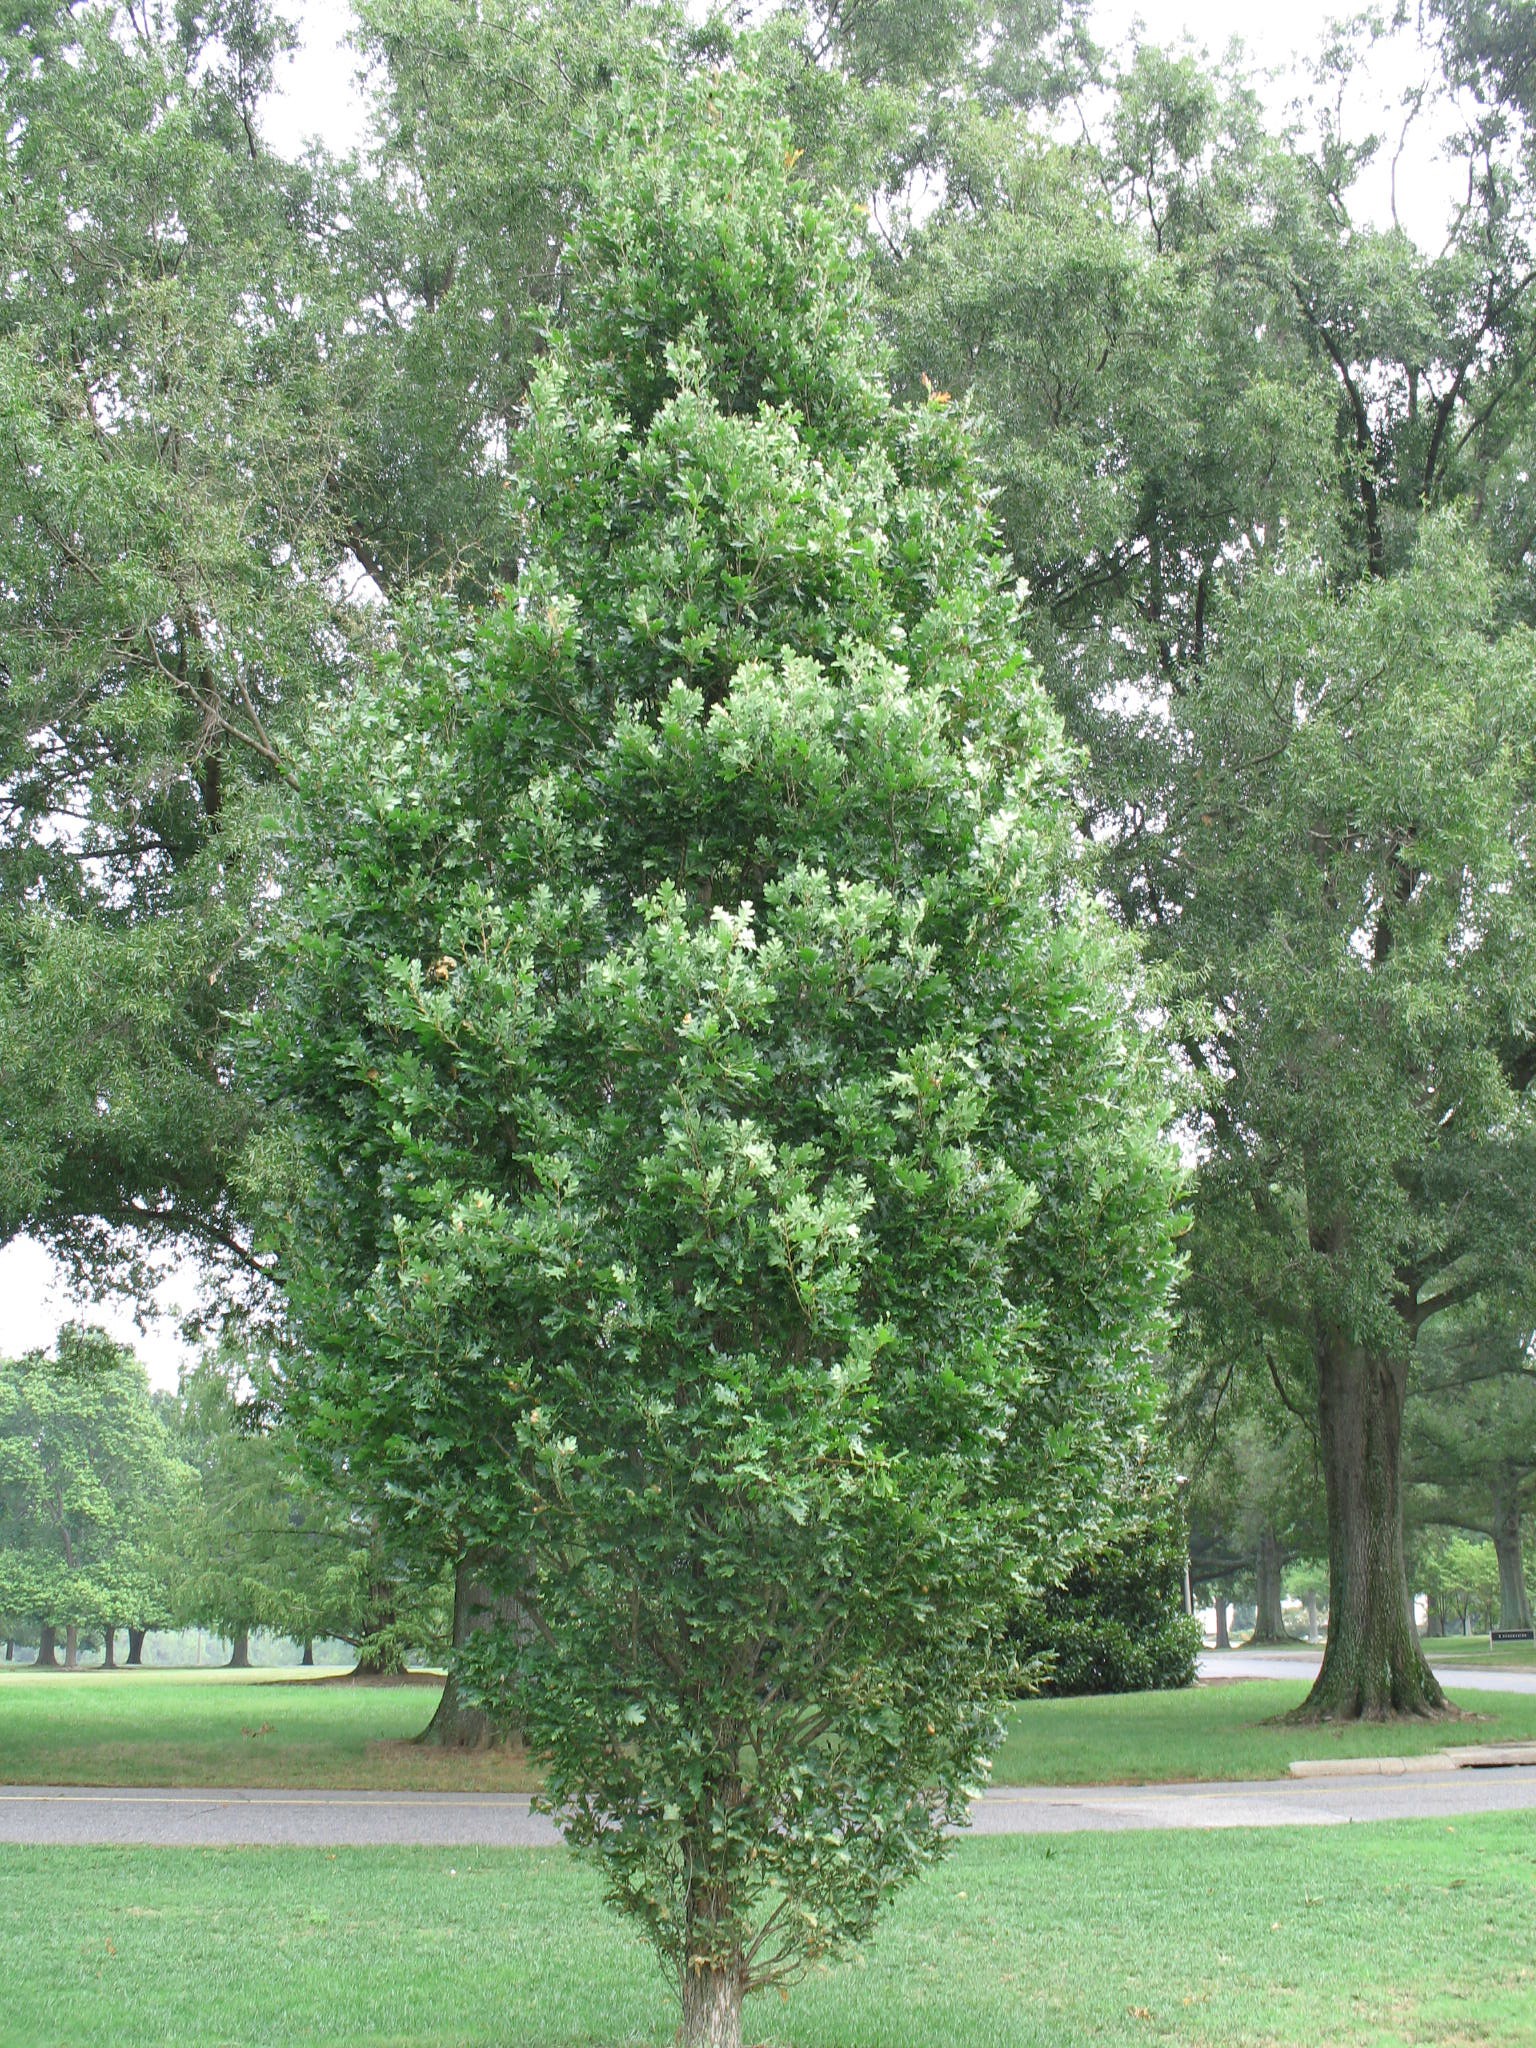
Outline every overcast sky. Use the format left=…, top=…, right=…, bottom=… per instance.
left=0, top=0, right=1461, bottom=1389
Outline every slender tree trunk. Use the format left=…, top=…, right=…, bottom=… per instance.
left=102, top=1626, right=116, bottom=1668
left=228, top=1627, right=251, bottom=1670
left=1248, top=1528, right=1287, bottom=1643
left=64, top=1624, right=78, bottom=1669
left=1297, top=1336, right=1447, bottom=1720
left=1304, top=1590, right=1319, bottom=1642
left=35, top=1626, right=59, bottom=1668
left=1491, top=1476, right=1534, bottom=1633
left=680, top=1905, right=745, bottom=2048
left=1213, top=1592, right=1230, bottom=1650
left=301, top=1638, right=314, bottom=1667
left=419, top=1560, right=517, bottom=1746
left=126, top=1627, right=146, bottom=1666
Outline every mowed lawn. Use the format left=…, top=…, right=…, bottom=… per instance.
left=0, top=1669, right=540, bottom=1793
left=3, top=1819, right=1534, bottom=2047
left=6, top=1666, right=1536, bottom=1791
left=989, top=1677, right=1536, bottom=1784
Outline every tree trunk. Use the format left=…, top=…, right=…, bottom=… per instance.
left=1304, top=1590, right=1319, bottom=1642
left=126, top=1627, right=146, bottom=1666
left=301, top=1638, right=314, bottom=1667
left=1248, top=1527, right=1287, bottom=1643
left=228, top=1627, right=251, bottom=1669
left=1297, top=1337, right=1447, bottom=1720
left=102, top=1626, right=116, bottom=1668
left=1213, top=1593, right=1230, bottom=1650
left=680, top=1907, right=745, bottom=2048
left=1491, top=1475, right=1534, bottom=1633
left=64, top=1624, right=78, bottom=1669
left=419, top=1561, right=517, bottom=1746
left=1424, top=1600, right=1444, bottom=1639
left=35, top=1626, right=59, bottom=1668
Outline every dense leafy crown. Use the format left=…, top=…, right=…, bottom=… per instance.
left=258, top=71, right=1178, bottom=2009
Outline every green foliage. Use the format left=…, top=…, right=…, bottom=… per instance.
left=1006, top=1456, right=1202, bottom=1696
left=256, top=68, right=1178, bottom=2027
left=0, top=1326, right=187, bottom=1635
left=166, top=1352, right=446, bottom=1663
left=0, top=0, right=359, bottom=1291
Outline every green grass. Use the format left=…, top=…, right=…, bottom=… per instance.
left=7, top=1667, right=1536, bottom=1793
left=1420, top=1633, right=1536, bottom=1669
left=2, top=1819, right=1533, bottom=2046
left=0, top=1668, right=539, bottom=1792
left=992, top=1678, right=1536, bottom=1784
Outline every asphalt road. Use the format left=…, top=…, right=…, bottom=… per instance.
left=1199, top=1649, right=1536, bottom=1694
left=4, top=1767, right=1536, bottom=1847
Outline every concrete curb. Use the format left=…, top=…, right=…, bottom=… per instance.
left=1289, top=1742, right=1536, bottom=1779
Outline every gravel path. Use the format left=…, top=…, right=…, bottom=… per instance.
left=3, top=1767, right=1535, bottom=1847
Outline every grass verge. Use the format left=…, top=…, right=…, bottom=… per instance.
left=6, top=1668, right=1536, bottom=1792
left=2, top=1818, right=1533, bottom=2046
left=991, top=1678, right=1536, bottom=1784
left=0, top=1668, right=539, bottom=1793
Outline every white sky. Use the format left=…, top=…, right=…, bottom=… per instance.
left=0, top=0, right=1465, bottom=1388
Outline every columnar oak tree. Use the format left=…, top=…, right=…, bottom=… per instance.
left=259, top=76, right=1178, bottom=2048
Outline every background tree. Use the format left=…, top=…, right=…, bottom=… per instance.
left=887, top=16, right=1536, bottom=1717
left=0, top=1326, right=187, bottom=1665
left=1409, top=1317, right=1536, bottom=1633
left=167, top=1351, right=444, bottom=1670
left=255, top=73, right=1179, bottom=2048
left=0, top=0, right=359, bottom=1301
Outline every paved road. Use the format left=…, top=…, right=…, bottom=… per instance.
left=1200, top=1649, right=1536, bottom=1694
left=3, top=1768, right=1535, bottom=1847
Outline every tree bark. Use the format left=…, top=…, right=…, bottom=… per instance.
left=1297, top=1336, right=1447, bottom=1719
left=126, top=1627, right=146, bottom=1666
left=228, top=1627, right=251, bottom=1669
left=64, top=1624, right=78, bottom=1669
left=35, top=1626, right=60, bottom=1668
left=1491, top=1475, right=1534, bottom=1632
left=681, top=1907, right=745, bottom=2048
left=419, top=1561, right=517, bottom=1747
left=102, top=1626, right=116, bottom=1668
left=301, top=1638, right=314, bottom=1667
left=1248, top=1527, right=1287, bottom=1643
left=1213, top=1591, right=1230, bottom=1649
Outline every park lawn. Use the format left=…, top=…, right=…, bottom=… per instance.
left=6, top=1668, right=1536, bottom=1792
left=0, top=1668, right=540, bottom=1793
left=1, top=1818, right=1533, bottom=2047
left=991, top=1677, right=1536, bottom=1784
left=1421, top=1634, right=1536, bottom=1669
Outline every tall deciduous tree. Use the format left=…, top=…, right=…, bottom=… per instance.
left=889, top=18, right=1536, bottom=1717
left=256, top=74, right=1178, bottom=2047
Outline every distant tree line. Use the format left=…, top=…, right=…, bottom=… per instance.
left=0, top=1328, right=446, bottom=1670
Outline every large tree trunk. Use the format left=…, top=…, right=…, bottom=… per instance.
left=1213, top=1592, right=1230, bottom=1650
left=126, top=1627, right=146, bottom=1666
left=228, top=1627, right=251, bottom=1669
left=419, top=1561, right=517, bottom=1747
left=301, top=1638, right=314, bottom=1667
left=102, top=1626, right=116, bottom=1668
left=35, top=1625, right=60, bottom=1668
left=64, top=1624, right=79, bottom=1669
left=1297, top=1337, right=1447, bottom=1720
left=1491, top=1475, right=1534, bottom=1633
left=1247, top=1527, right=1287, bottom=1643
